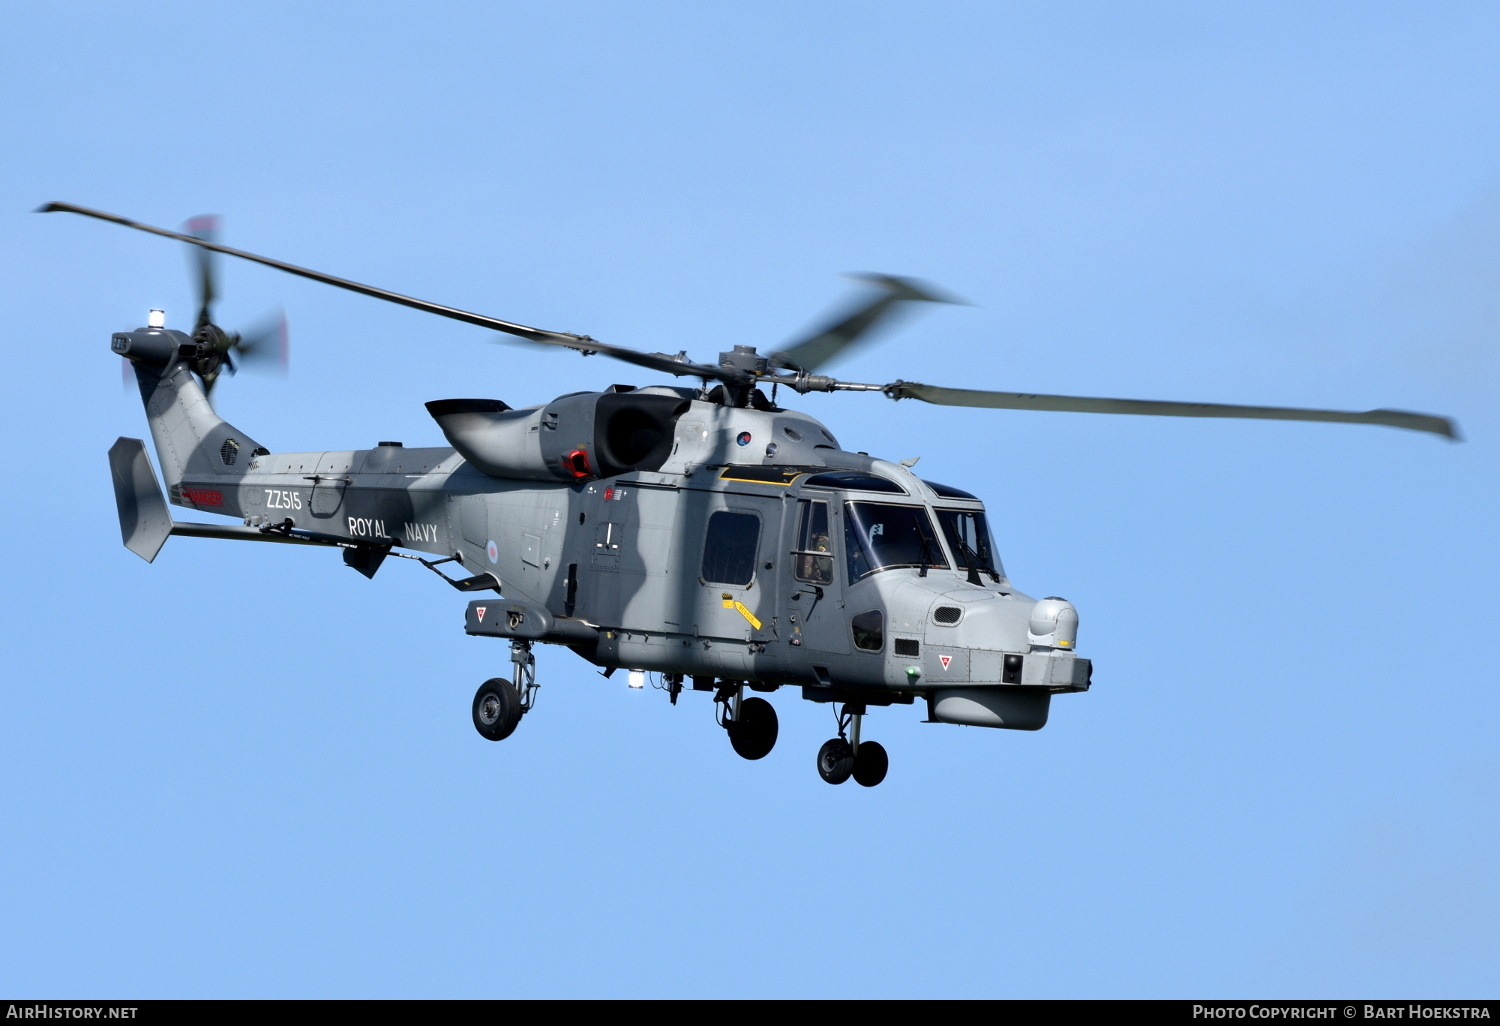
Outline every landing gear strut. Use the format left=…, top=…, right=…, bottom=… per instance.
left=716, top=684, right=778, bottom=760
left=817, top=704, right=888, bottom=786
left=510, top=639, right=539, bottom=712
left=471, top=639, right=539, bottom=743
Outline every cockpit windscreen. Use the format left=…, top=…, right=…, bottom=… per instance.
left=935, top=508, right=1003, bottom=581
left=844, top=502, right=948, bottom=582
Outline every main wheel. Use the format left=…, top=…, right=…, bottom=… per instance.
left=817, top=738, right=854, bottom=784
left=727, top=696, right=779, bottom=760
left=852, top=740, right=889, bottom=787
left=472, top=677, right=522, bottom=741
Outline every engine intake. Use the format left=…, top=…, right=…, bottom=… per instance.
left=427, top=390, right=690, bottom=482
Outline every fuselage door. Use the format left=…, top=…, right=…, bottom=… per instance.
left=695, top=506, right=770, bottom=642
left=784, top=498, right=849, bottom=655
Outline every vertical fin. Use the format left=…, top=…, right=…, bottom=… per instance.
left=108, top=437, right=172, bottom=562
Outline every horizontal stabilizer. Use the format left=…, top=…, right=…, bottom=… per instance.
left=108, top=437, right=172, bottom=562
left=168, top=522, right=331, bottom=545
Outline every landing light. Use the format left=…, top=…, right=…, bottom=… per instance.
left=628, top=669, right=645, bottom=689
left=148, top=309, right=165, bottom=328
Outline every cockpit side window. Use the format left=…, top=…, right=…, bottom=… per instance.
left=793, top=500, right=834, bottom=584
left=843, top=502, right=948, bottom=583
left=935, top=508, right=1004, bottom=581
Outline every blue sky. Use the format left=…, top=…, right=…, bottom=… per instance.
left=1, top=1, right=1496, bottom=998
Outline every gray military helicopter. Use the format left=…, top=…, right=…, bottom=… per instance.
left=45, top=201, right=1458, bottom=788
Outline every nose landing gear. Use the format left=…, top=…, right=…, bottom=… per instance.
left=817, top=704, right=888, bottom=787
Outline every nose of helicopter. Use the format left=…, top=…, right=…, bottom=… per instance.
left=910, top=590, right=1092, bottom=729
left=906, top=589, right=1090, bottom=691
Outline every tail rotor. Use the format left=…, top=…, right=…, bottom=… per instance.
left=180, top=214, right=289, bottom=395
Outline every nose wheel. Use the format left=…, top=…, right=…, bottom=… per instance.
left=851, top=740, right=888, bottom=787
left=817, top=738, right=854, bottom=783
left=817, top=704, right=888, bottom=786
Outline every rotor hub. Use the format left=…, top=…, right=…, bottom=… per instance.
left=717, top=344, right=768, bottom=377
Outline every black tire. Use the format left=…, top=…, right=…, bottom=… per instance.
left=817, top=738, right=854, bottom=784
left=472, top=677, right=521, bottom=741
left=852, top=740, right=889, bottom=787
left=727, top=696, right=779, bottom=760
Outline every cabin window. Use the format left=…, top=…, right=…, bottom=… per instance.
left=851, top=609, right=884, bottom=651
left=842, top=502, right=948, bottom=583
left=935, top=508, right=1003, bottom=580
left=793, top=500, right=834, bottom=584
left=701, top=511, right=760, bottom=586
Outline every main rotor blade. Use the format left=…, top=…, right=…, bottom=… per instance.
left=489, top=333, right=738, bottom=382
left=39, top=202, right=585, bottom=347
left=885, top=381, right=1459, bottom=439
left=771, top=274, right=958, bottom=373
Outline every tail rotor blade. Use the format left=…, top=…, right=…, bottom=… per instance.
left=234, top=309, right=290, bottom=375
left=183, top=215, right=221, bottom=331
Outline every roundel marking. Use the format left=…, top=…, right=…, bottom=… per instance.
left=486, top=540, right=499, bottom=564
left=736, top=431, right=752, bottom=447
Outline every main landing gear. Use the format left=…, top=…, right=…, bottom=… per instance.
left=471, top=639, right=540, bottom=742
left=716, top=684, right=779, bottom=760
left=711, top=686, right=888, bottom=785
left=817, top=704, right=888, bottom=787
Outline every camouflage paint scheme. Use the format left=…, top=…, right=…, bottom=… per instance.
left=110, top=325, right=1088, bottom=731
